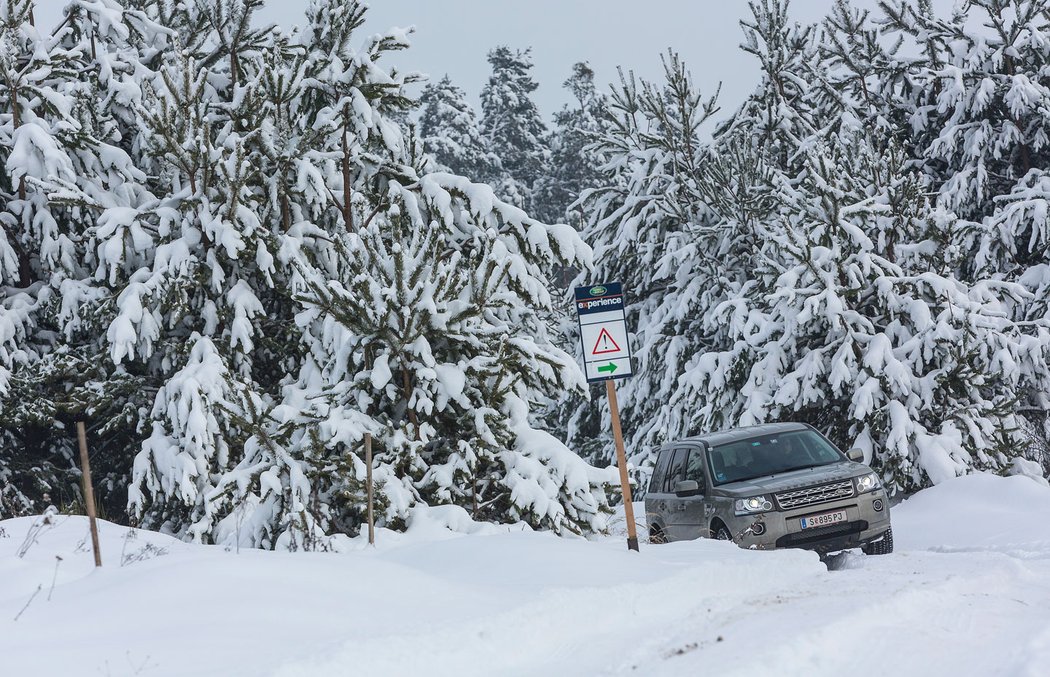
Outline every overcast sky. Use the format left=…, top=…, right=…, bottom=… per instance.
left=36, top=1, right=959, bottom=124
left=256, top=1, right=833, bottom=121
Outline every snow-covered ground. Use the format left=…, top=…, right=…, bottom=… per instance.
left=3, top=473, right=1049, bottom=677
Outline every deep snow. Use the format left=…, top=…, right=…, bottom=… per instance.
left=2, top=473, right=1049, bottom=677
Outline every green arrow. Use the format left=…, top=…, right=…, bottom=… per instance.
left=597, top=362, right=618, bottom=374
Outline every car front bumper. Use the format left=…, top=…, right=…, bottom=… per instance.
left=726, top=488, right=891, bottom=553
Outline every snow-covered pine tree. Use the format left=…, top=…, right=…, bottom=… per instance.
left=874, top=0, right=1050, bottom=472
left=115, top=0, right=614, bottom=545
left=480, top=46, right=548, bottom=211
left=680, top=129, right=1037, bottom=492
left=557, top=4, right=823, bottom=484
left=665, top=0, right=1045, bottom=492
left=555, top=53, right=722, bottom=487
left=419, top=74, right=496, bottom=181
left=112, top=1, right=299, bottom=542
left=0, top=0, right=166, bottom=517
left=0, top=0, right=80, bottom=515
left=177, top=0, right=424, bottom=547
left=293, top=173, right=615, bottom=534
left=532, top=62, right=608, bottom=227
left=277, top=3, right=614, bottom=536
left=585, top=3, right=814, bottom=485
left=819, top=0, right=904, bottom=130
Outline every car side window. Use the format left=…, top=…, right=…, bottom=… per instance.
left=649, top=449, right=671, bottom=494
left=663, top=448, right=687, bottom=492
left=685, top=447, right=706, bottom=488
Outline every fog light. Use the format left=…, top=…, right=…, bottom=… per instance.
left=873, top=499, right=884, bottom=512
left=751, top=522, right=766, bottom=536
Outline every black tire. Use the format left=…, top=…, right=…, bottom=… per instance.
left=862, top=527, right=894, bottom=555
left=712, top=522, right=733, bottom=541
left=649, top=526, right=667, bottom=545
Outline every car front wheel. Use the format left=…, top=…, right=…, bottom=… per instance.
left=862, top=527, right=893, bottom=555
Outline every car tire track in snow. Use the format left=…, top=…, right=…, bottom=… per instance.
left=271, top=544, right=823, bottom=677
left=665, top=554, right=1048, bottom=677
left=627, top=537, right=1050, bottom=677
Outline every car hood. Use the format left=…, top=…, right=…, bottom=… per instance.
left=712, top=461, right=868, bottom=497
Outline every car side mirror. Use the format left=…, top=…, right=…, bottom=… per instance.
left=674, top=479, right=701, bottom=497
left=846, top=448, right=864, bottom=462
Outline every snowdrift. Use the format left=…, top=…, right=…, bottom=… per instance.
left=2, top=473, right=1048, bottom=676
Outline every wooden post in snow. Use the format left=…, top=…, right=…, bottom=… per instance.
left=606, top=381, right=639, bottom=552
left=76, top=421, right=102, bottom=567
left=365, top=432, right=375, bottom=546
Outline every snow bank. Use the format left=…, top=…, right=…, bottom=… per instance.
left=4, top=473, right=1050, bottom=677
left=0, top=511, right=818, bottom=677
left=327, top=503, right=528, bottom=553
left=893, top=472, right=1050, bottom=554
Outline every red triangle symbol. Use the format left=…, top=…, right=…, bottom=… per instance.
left=592, top=327, right=621, bottom=355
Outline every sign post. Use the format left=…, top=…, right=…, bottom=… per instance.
left=365, top=432, right=375, bottom=546
left=574, top=282, right=638, bottom=552
left=75, top=421, right=102, bottom=567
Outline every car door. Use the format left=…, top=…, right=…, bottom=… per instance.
left=661, top=447, right=693, bottom=541
left=677, top=445, right=710, bottom=536
left=645, top=447, right=672, bottom=539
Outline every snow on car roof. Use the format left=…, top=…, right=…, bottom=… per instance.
left=682, top=422, right=811, bottom=447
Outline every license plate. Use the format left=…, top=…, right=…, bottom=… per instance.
left=800, top=509, right=847, bottom=529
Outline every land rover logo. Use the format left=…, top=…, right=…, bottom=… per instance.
left=589, top=285, right=607, bottom=296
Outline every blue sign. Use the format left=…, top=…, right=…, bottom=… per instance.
left=574, top=281, right=624, bottom=316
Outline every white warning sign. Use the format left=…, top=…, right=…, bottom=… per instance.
left=574, top=282, right=633, bottom=383
left=591, top=327, right=621, bottom=354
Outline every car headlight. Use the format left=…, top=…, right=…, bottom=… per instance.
left=735, top=496, right=773, bottom=515
left=855, top=472, right=880, bottom=493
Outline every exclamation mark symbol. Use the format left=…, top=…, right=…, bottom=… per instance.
left=592, top=327, right=621, bottom=355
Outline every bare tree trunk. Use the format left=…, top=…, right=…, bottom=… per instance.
left=230, top=49, right=239, bottom=92
left=401, top=367, right=419, bottom=432
left=341, top=106, right=354, bottom=230
left=8, top=81, right=32, bottom=287
left=281, top=192, right=291, bottom=232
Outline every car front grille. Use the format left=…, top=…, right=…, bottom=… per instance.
left=775, top=521, right=869, bottom=548
left=775, top=479, right=855, bottom=510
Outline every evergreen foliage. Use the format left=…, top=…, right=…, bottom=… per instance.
left=559, top=53, right=722, bottom=481
left=875, top=0, right=1050, bottom=446
left=480, top=46, right=548, bottom=211
left=419, top=75, right=496, bottom=181
left=532, top=62, right=608, bottom=226
left=0, top=0, right=167, bottom=517
left=0, top=0, right=613, bottom=543
left=4, top=0, right=1050, bottom=534
left=563, top=0, right=1050, bottom=492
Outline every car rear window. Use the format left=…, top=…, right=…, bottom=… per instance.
left=649, top=449, right=671, bottom=493
left=663, top=448, right=688, bottom=492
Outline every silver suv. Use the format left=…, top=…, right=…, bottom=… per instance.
left=645, top=423, right=892, bottom=555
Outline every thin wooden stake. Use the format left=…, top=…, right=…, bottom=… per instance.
left=365, top=432, right=375, bottom=546
left=606, top=380, right=639, bottom=552
left=76, top=421, right=102, bottom=567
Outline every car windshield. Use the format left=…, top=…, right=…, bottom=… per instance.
left=706, top=429, right=844, bottom=486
